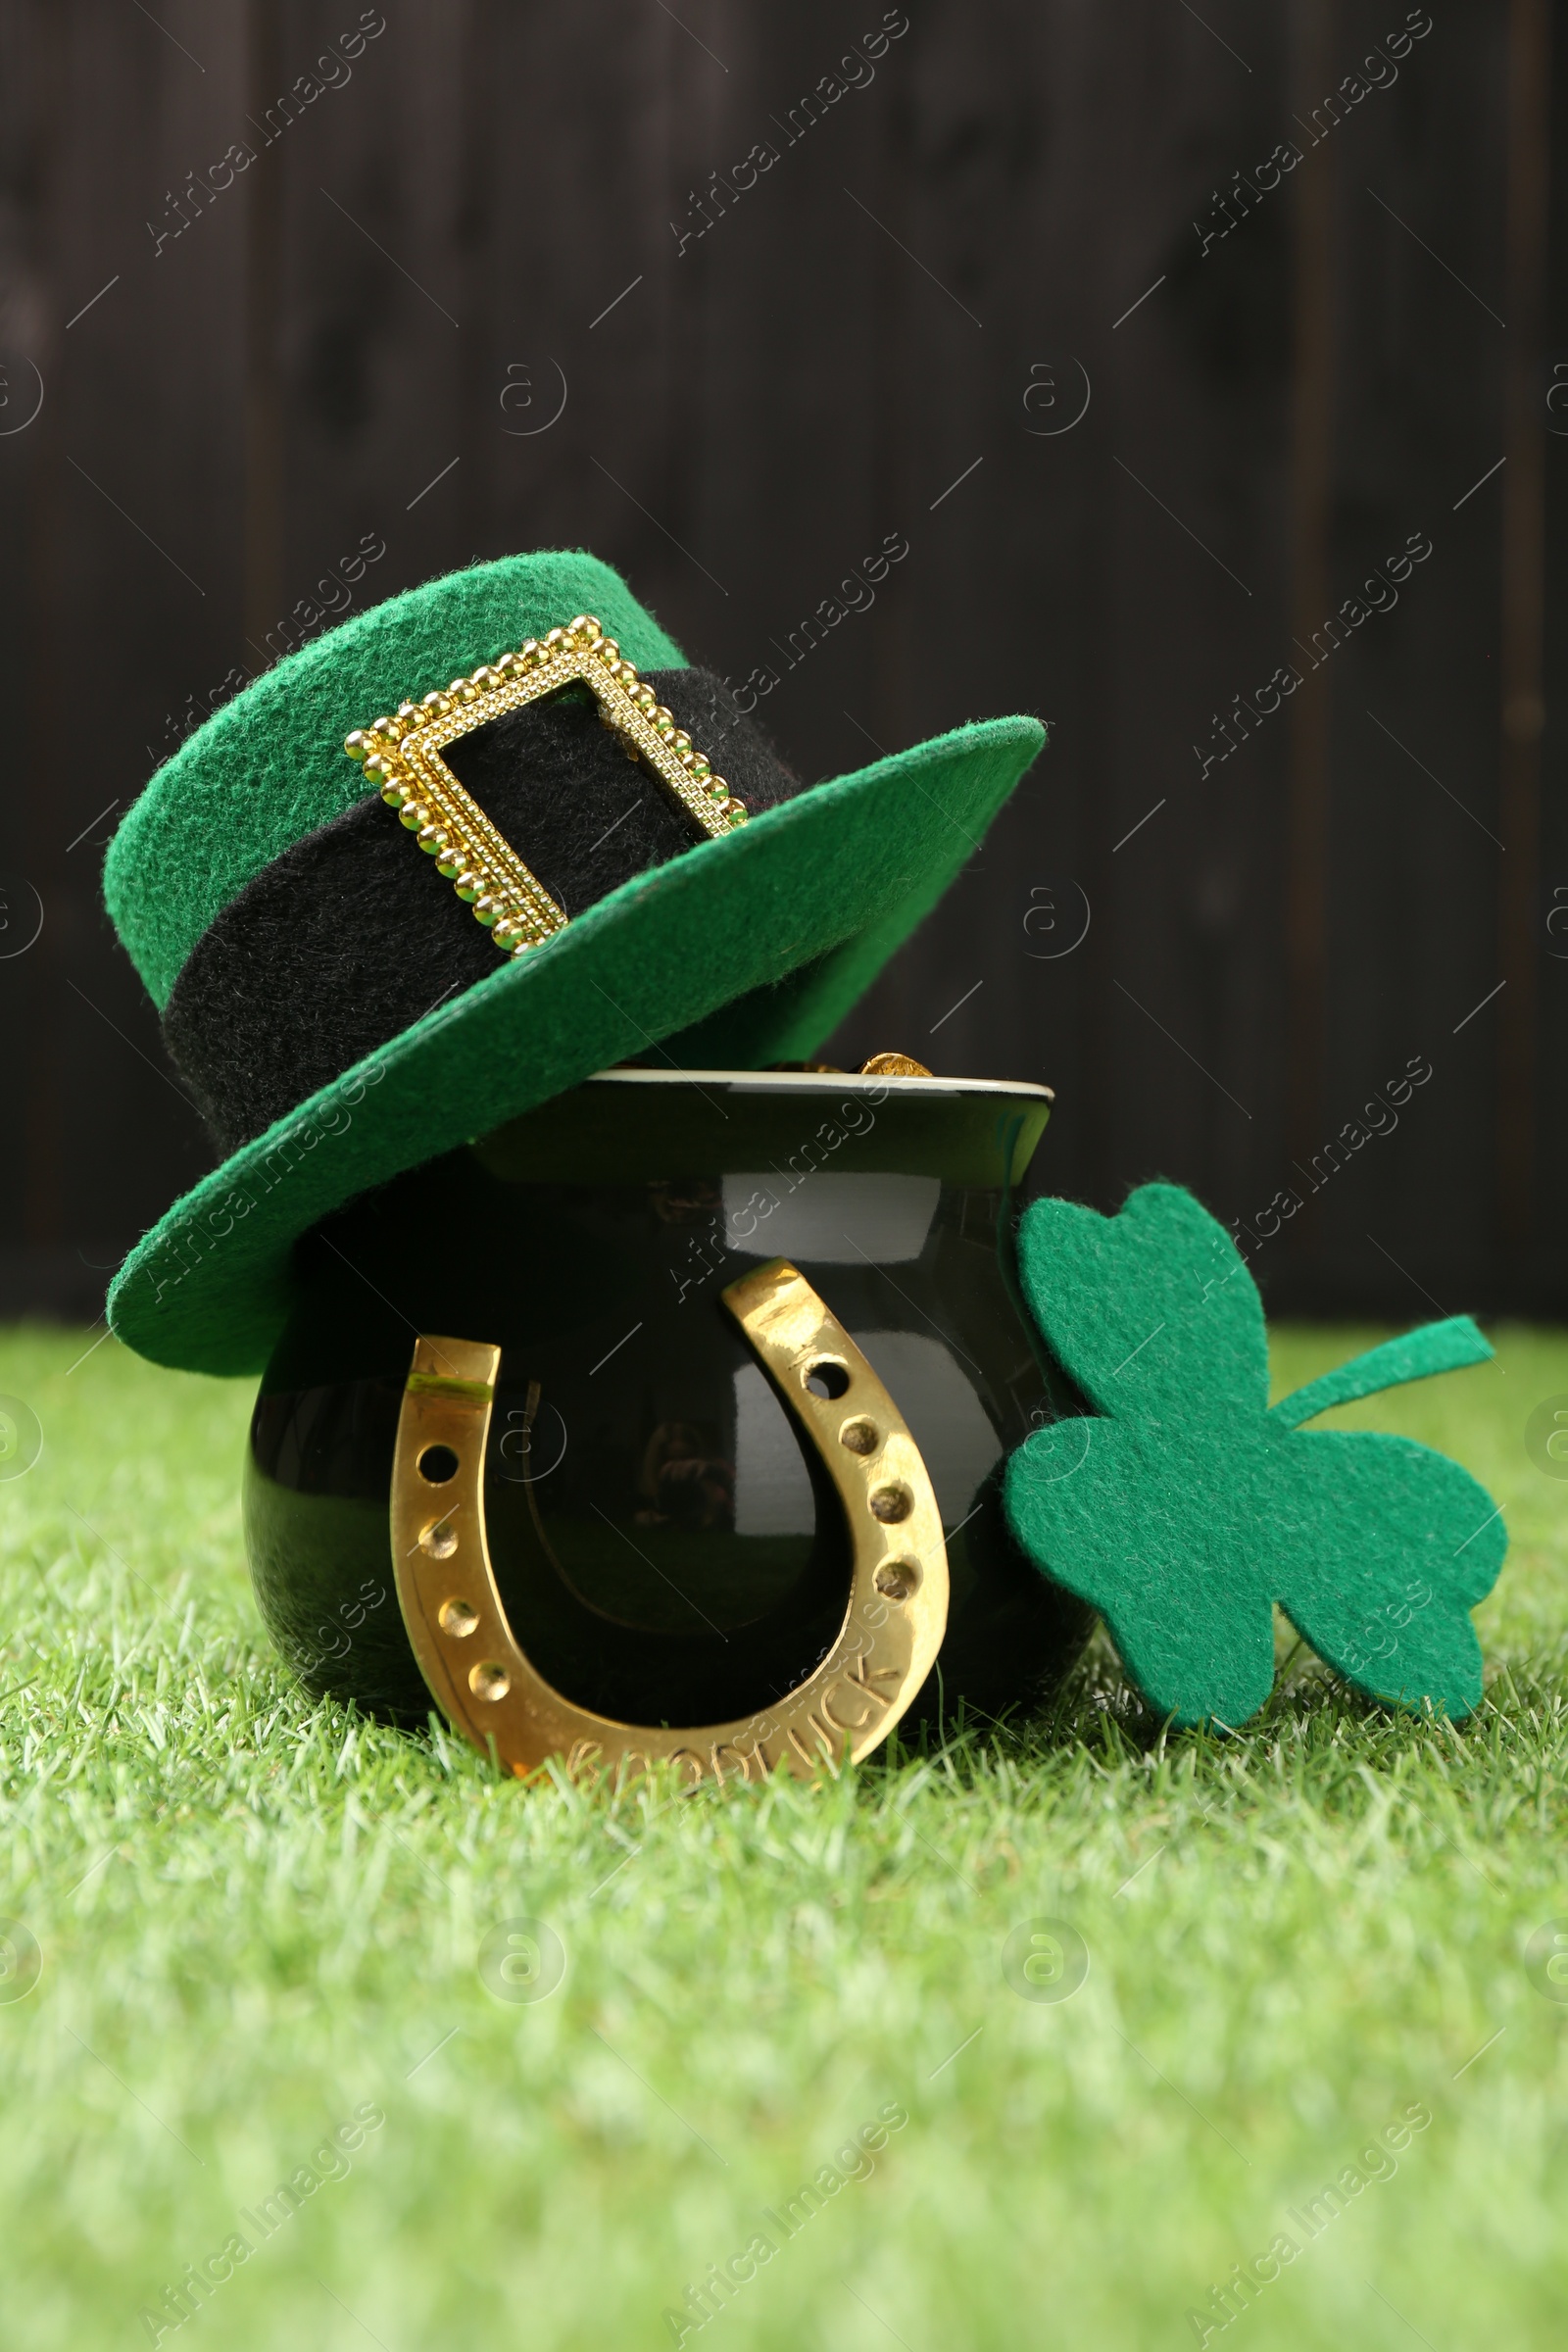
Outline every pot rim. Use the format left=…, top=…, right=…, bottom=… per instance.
left=586, top=1066, right=1054, bottom=1102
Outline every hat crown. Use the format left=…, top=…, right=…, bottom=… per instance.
left=104, top=550, right=687, bottom=1008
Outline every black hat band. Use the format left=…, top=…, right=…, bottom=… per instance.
left=160, top=666, right=800, bottom=1156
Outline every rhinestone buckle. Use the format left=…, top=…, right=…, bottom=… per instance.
left=343, top=613, right=748, bottom=959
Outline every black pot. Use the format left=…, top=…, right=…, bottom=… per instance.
left=243, top=1068, right=1094, bottom=1738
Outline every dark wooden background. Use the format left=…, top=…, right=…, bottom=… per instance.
left=2, top=0, right=1563, bottom=1330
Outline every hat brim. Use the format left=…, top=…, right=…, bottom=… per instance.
left=107, top=715, right=1045, bottom=1376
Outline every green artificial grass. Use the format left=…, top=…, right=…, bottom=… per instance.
left=1, top=1320, right=1567, bottom=2351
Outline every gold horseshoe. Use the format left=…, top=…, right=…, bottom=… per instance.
left=389, top=1257, right=950, bottom=1786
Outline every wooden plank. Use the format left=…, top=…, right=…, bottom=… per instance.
left=2, top=0, right=249, bottom=1315
left=1298, top=0, right=1510, bottom=1311
left=1497, top=0, right=1551, bottom=1264
left=1284, top=0, right=1337, bottom=1258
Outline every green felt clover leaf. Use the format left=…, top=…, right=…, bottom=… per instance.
left=1003, top=1183, right=1507, bottom=1728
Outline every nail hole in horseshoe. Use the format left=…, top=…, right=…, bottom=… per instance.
left=869, top=1484, right=912, bottom=1524
left=875, top=1560, right=920, bottom=1601
left=439, top=1596, right=479, bottom=1637
left=468, top=1660, right=510, bottom=1701
left=804, top=1358, right=851, bottom=1400
left=839, top=1415, right=878, bottom=1455
left=420, top=1518, right=459, bottom=1558
left=417, top=1444, right=460, bottom=1484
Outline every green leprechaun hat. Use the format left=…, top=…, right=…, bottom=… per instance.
left=102, top=549, right=1046, bottom=1377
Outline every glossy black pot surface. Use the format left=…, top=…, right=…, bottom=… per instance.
left=244, top=1069, right=1094, bottom=1734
